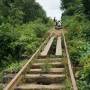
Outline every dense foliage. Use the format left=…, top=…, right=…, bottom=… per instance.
left=0, top=0, right=53, bottom=70
left=0, top=0, right=47, bottom=25
left=82, top=0, right=90, bottom=19
left=61, top=0, right=90, bottom=89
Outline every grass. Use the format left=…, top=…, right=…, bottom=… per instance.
left=4, top=60, right=27, bottom=73
left=0, top=84, right=3, bottom=90
left=41, top=60, right=52, bottom=74
left=0, top=60, right=27, bottom=85
left=65, top=78, right=72, bottom=90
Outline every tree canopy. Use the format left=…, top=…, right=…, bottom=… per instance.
left=0, top=0, right=47, bottom=25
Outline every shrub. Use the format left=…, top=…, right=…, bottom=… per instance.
left=0, top=19, right=51, bottom=68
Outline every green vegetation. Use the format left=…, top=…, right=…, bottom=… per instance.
left=0, top=0, right=47, bottom=24
left=41, top=60, right=52, bottom=73
left=61, top=0, right=90, bottom=89
left=0, top=0, right=53, bottom=74
left=0, top=60, right=26, bottom=82
left=65, top=79, right=72, bottom=90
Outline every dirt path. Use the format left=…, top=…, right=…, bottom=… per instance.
left=48, top=28, right=62, bottom=37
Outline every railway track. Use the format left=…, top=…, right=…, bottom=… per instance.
left=2, top=29, right=78, bottom=90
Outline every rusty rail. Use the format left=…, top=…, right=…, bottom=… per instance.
left=62, top=29, right=78, bottom=90
left=4, top=36, right=50, bottom=90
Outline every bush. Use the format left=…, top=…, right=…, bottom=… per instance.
left=0, top=19, right=51, bottom=68
left=61, top=0, right=90, bottom=89
left=62, top=15, right=90, bottom=90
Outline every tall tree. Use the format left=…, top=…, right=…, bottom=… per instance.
left=82, top=0, right=90, bottom=19
left=0, top=0, right=46, bottom=25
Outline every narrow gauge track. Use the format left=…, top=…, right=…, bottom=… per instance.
left=3, top=29, right=78, bottom=90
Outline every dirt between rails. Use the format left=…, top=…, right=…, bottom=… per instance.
left=47, top=28, right=62, bottom=37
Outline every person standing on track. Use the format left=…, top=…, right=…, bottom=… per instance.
left=53, top=17, right=58, bottom=28
left=54, top=17, right=56, bottom=22
left=55, top=20, right=58, bottom=26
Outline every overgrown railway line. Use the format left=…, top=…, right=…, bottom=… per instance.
left=2, top=29, right=78, bottom=90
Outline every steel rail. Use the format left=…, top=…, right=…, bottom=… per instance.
left=62, top=29, right=78, bottom=90
left=4, top=36, right=50, bottom=90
